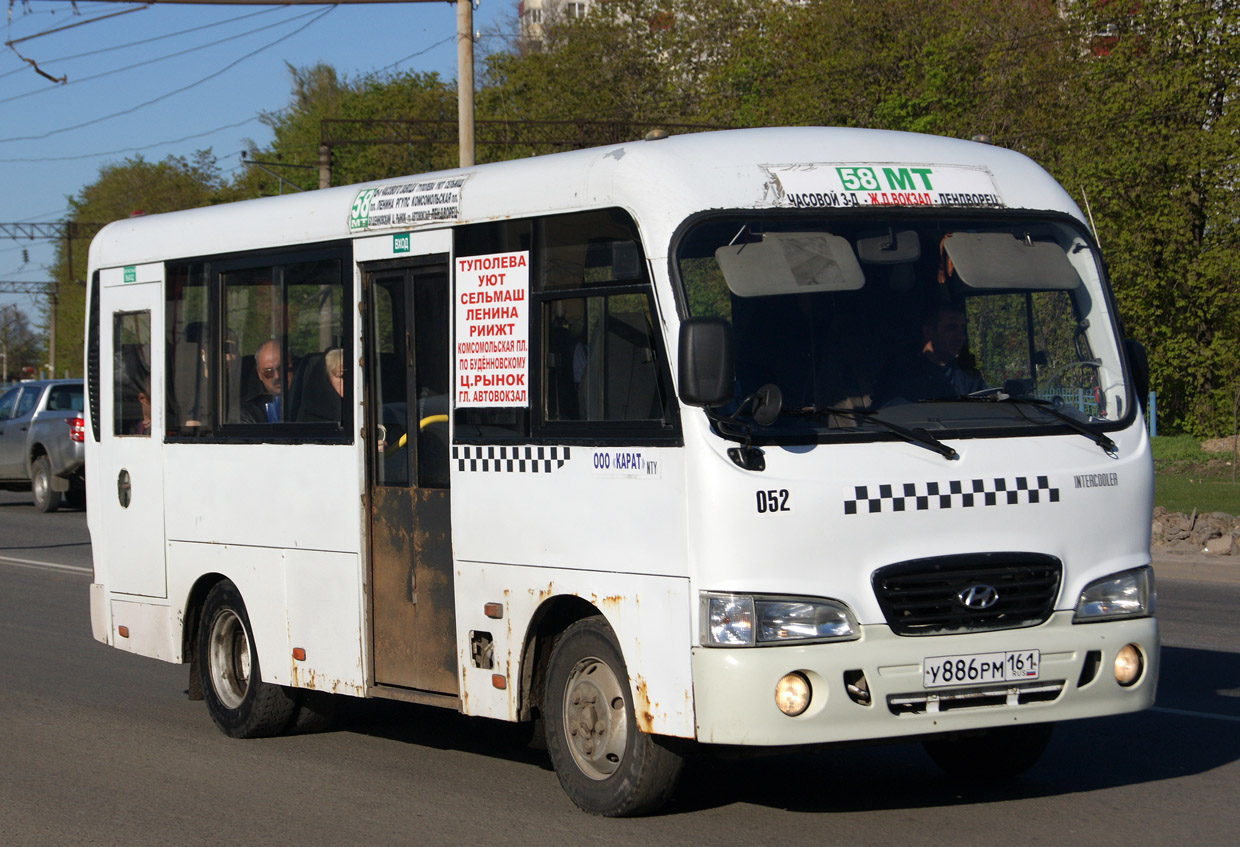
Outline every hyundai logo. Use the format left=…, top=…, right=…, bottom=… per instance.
left=957, top=584, right=1000, bottom=610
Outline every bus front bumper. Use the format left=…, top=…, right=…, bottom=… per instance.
left=690, top=612, right=1158, bottom=746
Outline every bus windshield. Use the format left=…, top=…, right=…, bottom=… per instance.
left=676, top=213, right=1131, bottom=442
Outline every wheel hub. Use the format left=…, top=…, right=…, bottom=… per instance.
left=563, top=658, right=628, bottom=780
left=208, top=609, right=251, bottom=710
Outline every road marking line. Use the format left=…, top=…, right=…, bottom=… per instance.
left=1153, top=706, right=1240, bottom=723
left=0, top=555, right=92, bottom=575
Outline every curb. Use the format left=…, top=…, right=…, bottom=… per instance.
left=1151, top=552, right=1240, bottom=585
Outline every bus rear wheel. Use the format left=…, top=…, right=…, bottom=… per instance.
left=922, top=722, right=1054, bottom=779
left=197, top=580, right=296, bottom=738
left=543, top=617, right=684, bottom=817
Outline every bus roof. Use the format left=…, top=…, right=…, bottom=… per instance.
left=87, top=126, right=1082, bottom=270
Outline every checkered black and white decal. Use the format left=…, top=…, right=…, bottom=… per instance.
left=844, top=476, right=1059, bottom=515
left=453, top=445, right=570, bottom=474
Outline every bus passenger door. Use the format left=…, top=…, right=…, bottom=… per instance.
left=365, top=257, right=457, bottom=694
left=99, top=268, right=166, bottom=598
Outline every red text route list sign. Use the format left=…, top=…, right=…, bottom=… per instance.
left=455, top=251, right=530, bottom=408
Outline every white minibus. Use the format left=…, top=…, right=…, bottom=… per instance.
left=86, top=127, right=1157, bottom=816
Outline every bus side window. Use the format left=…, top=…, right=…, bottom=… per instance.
left=167, top=263, right=212, bottom=435
left=113, top=310, right=152, bottom=437
left=543, top=294, right=664, bottom=423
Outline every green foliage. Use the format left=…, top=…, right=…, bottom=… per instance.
left=0, top=304, right=43, bottom=379
left=236, top=63, right=460, bottom=195
left=50, top=151, right=228, bottom=376
left=1151, top=434, right=1215, bottom=466
left=1152, top=435, right=1240, bottom=514
left=49, top=0, right=1240, bottom=437
left=1154, top=476, right=1240, bottom=516
left=1051, top=0, right=1240, bottom=437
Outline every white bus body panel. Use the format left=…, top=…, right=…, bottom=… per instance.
left=455, top=563, right=694, bottom=736
left=161, top=441, right=366, bottom=694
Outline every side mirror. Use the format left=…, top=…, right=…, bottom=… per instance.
left=678, top=317, right=734, bottom=407
left=1125, top=338, right=1149, bottom=412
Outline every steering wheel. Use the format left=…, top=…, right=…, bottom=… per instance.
left=1042, top=359, right=1102, bottom=389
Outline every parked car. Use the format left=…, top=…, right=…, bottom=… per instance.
left=0, top=379, right=86, bottom=512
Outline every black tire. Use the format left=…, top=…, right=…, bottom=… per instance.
left=922, top=722, right=1054, bottom=779
left=197, top=580, right=297, bottom=738
left=543, top=617, right=684, bottom=816
left=31, top=457, right=61, bottom=513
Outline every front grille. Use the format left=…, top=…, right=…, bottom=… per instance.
left=888, top=680, right=1065, bottom=715
left=872, top=552, right=1062, bottom=636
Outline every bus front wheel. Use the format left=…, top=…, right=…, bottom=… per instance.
left=543, top=617, right=684, bottom=816
left=197, top=580, right=296, bottom=738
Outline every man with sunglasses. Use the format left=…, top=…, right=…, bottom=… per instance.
left=242, top=339, right=284, bottom=424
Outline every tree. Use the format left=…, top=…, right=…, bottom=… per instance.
left=0, top=304, right=42, bottom=383
left=1049, top=0, right=1240, bottom=436
left=49, top=151, right=228, bottom=376
left=480, top=0, right=766, bottom=129
left=236, top=62, right=459, bottom=195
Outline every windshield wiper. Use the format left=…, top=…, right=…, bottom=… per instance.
left=794, top=405, right=959, bottom=461
left=945, top=393, right=1116, bottom=453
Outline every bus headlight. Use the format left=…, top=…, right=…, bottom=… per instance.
left=701, top=593, right=859, bottom=646
left=1073, top=566, right=1154, bottom=623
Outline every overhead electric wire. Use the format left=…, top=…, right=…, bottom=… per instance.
left=0, top=114, right=268, bottom=162
left=4, top=3, right=150, bottom=48
left=0, top=23, right=455, bottom=164
left=0, top=5, right=337, bottom=145
left=0, top=114, right=265, bottom=162
left=0, top=5, right=283, bottom=82
left=377, top=34, right=454, bottom=73
left=0, top=6, right=328, bottom=105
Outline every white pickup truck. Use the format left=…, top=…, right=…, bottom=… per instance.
left=0, top=379, right=86, bottom=512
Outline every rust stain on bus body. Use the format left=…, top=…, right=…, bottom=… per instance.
left=633, top=675, right=656, bottom=734
left=290, top=666, right=351, bottom=695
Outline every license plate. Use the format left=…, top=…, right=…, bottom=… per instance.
left=922, top=650, right=1040, bottom=688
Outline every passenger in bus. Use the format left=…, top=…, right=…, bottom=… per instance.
left=133, top=388, right=152, bottom=435
left=325, top=347, right=344, bottom=398
left=242, top=339, right=284, bottom=423
left=876, top=302, right=985, bottom=407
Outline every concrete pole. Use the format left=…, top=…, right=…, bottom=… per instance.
left=319, top=143, right=332, bottom=189
left=457, top=0, right=475, bottom=168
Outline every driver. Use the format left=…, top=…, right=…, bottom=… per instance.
left=878, top=302, right=985, bottom=406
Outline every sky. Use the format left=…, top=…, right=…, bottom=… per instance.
left=0, top=0, right=512, bottom=314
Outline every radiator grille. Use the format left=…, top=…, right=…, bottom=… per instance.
left=872, top=553, right=1062, bottom=636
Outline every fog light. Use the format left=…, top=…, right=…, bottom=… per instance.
left=775, top=672, right=811, bottom=716
left=1114, top=643, right=1143, bottom=686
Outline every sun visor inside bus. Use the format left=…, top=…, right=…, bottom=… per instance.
left=943, top=232, right=1083, bottom=290
left=715, top=232, right=865, bottom=297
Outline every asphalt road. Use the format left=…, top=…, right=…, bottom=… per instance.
left=2, top=489, right=1238, bottom=846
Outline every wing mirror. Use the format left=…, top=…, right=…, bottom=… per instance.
left=678, top=317, right=734, bottom=407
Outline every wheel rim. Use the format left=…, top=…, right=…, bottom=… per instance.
left=33, top=467, right=47, bottom=504
left=561, top=655, right=628, bottom=780
left=208, top=609, right=251, bottom=710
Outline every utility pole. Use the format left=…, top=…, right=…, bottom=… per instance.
left=457, top=0, right=475, bottom=167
